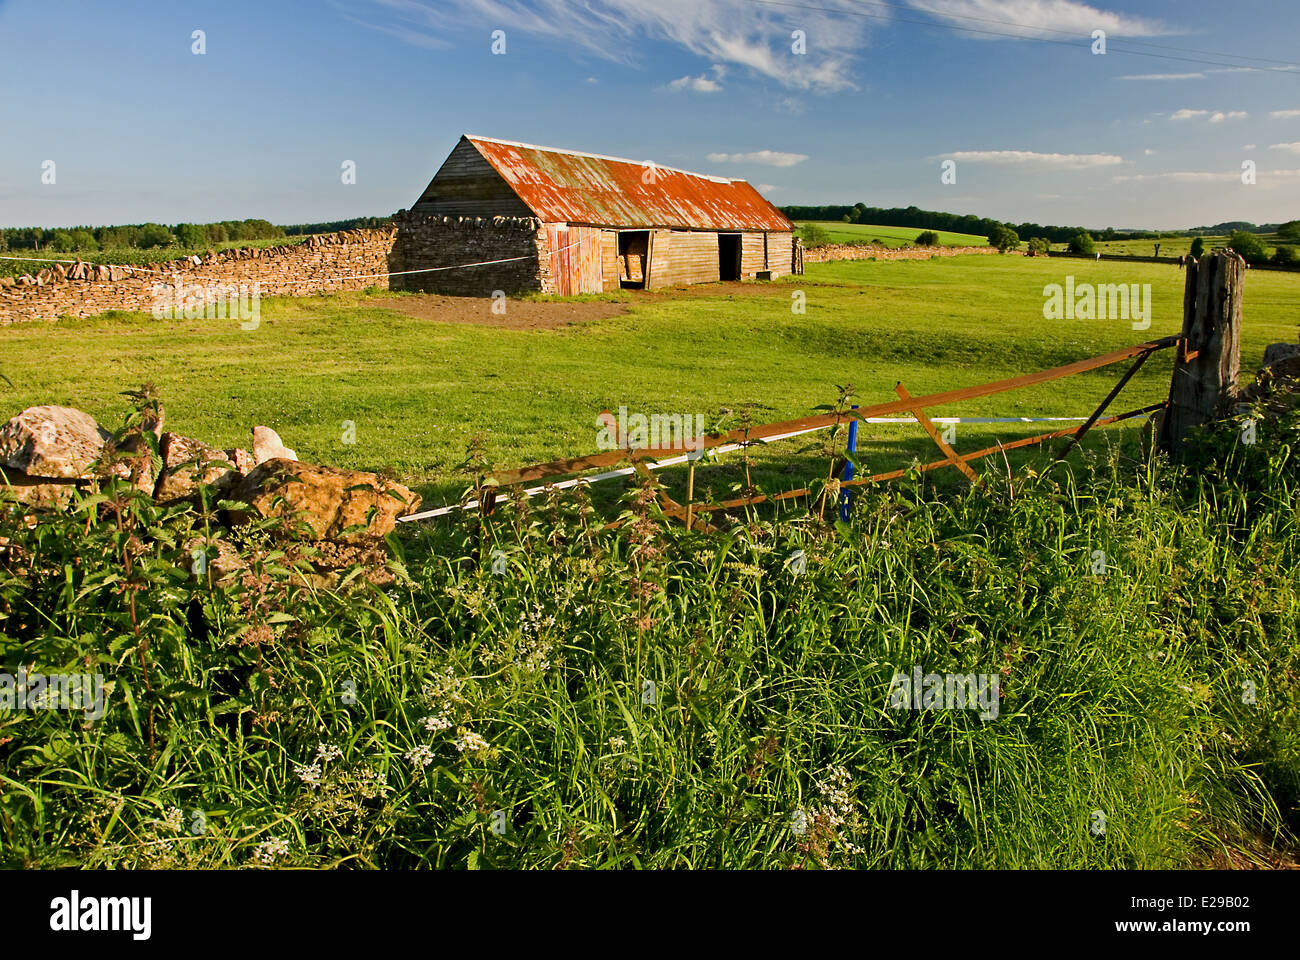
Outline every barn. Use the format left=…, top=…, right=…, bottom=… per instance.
left=406, top=135, right=800, bottom=294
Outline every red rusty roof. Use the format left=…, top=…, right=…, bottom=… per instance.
left=465, top=135, right=794, bottom=232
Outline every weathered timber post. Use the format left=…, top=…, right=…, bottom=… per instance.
left=1159, top=250, right=1244, bottom=454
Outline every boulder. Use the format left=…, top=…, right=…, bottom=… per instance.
left=153, top=433, right=243, bottom=503
left=0, top=405, right=110, bottom=479
left=231, top=458, right=420, bottom=541
left=0, top=466, right=80, bottom=508
left=252, top=425, right=297, bottom=464
left=227, top=447, right=255, bottom=473
left=1262, top=343, right=1300, bottom=367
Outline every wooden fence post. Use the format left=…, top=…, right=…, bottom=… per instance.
left=1159, top=250, right=1244, bottom=454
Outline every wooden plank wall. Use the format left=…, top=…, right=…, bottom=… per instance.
left=667, top=230, right=721, bottom=285
left=741, top=233, right=767, bottom=277
left=544, top=224, right=604, bottom=294
left=646, top=229, right=672, bottom=290
left=601, top=230, right=619, bottom=291
left=410, top=139, right=534, bottom=219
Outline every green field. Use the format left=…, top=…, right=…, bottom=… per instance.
left=1, top=255, right=1295, bottom=507
left=797, top=221, right=990, bottom=248
left=1066, top=233, right=1288, bottom=259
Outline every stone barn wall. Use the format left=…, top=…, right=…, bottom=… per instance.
left=391, top=214, right=545, bottom=296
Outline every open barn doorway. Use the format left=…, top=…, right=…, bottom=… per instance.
left=618, top=231, right=649, bottom=289
left=718, top=233, right=741, bottom=281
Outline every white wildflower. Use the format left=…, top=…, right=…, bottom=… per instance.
left=405, top=744, right=436, bottom=768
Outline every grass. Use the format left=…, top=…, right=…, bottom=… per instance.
left=796, top=221, right=990, bottom=248
left=0, top=255, right=1295, bottom=508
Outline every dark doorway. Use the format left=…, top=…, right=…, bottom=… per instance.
left=718, top=233, right=741, bottom=281
left=618, top=231, right=649, bottom=289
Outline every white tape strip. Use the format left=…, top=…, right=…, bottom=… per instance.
left=397, top=414, right=1092, bottom=522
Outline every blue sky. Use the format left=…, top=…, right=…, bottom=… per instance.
left=2, top=0, right=1298, bottom=230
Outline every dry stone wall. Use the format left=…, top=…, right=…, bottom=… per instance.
left=804, top=244, right=1004, bottom=263
left=0, top=213, right=549, bottom=324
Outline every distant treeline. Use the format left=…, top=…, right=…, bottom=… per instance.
left=0, top=219, right=285, bottom=253
left=0, top=215, right=397, bottom=254
left=282, top=216, right=395, bottom=236
left=781, top=204, right=1287, bottom=243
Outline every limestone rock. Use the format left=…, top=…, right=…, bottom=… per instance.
left=0, top=405, right=110, bottom=479
left=154, top=433, right=243, bottom=503
left=227, top=447, right=255, bottom=473
left=252, top=425, right=297, bottom=464
left=232, top=458, right=420, bottom=542
left=0, top=467, right=79, bottom=508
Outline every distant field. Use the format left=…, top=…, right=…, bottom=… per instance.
left=797, top=221, right=990, bottom=248
left=1057, top=234, right=1288, bottom=259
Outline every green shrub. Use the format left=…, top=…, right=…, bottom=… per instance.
left=1190, top=237, right=1206, bottom=258
left=988, top=226, right=1019, bottom=252
left=1272, top=245, right=1299, bottom=266
left=1068, top=232, right=1096, bottom=255
left=915, top=231, right=940, bottom=247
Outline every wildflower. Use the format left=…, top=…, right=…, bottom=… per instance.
left=608, top=736, right=627, bottom=751
left=315, top=742, right=343, bottom=763
left=454, top=729, right=490, bottom=755
left=405, top=744, right=435, bottom=768
left=423, top=714, right=453, bottom=733
left=252, top=837, right=289, bottom=866
left=294, top=761, right=323, bottom=787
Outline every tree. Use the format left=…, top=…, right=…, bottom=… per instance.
left=915, top=230, right=940, bottom=246
left=1189, top=236, right=1205, bottom=258
left=1068, top=231, right=1095, bottom=255
left=988, top=226, right=1019, bottom=253
left=1272, top=244, right=1299, bottom=266
left=69, top=229, right=98, bottom=251
left=1278, top=220, right=1300, bottom=242
left=798, top=223, right=830, bottom=247
left=1227, top=230, right=1268, bottom=264
left=177, top=223, right=208, bottom=248
left=138, top=223, right=174, bottom=249
left=1026, top=237, right=1050, bottom=256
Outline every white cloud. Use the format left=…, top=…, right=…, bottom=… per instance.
left=757, top=184, right=780, bottom=192
left=361, top=0, right=871, bottom=91
left=904, top=0, right=1168, bottom=39
left=1120, top=73, right=1203, bottom=81
left=1209, top=111, right=1248, bottom=123
left=1144, top=148, right=1157, bottom=156
left=1272, top=109, right=1300, bottom=119
left=1244, top=144, right=1256, bottom=151
left=934, top=149, right=1124, bottom=168
left=1170, top=109, right=1208, bottom=121
left=707, top=150, right=809, bottom=167
left=669, top=73, right=723, bottom=93
left=1113, top=171, right=1238, bottom=183
left=1271, top=142, right=1300, bottom=153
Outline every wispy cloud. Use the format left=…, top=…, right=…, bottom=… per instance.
left=668, top=65, right=726, bottom=93
left=1271, top=142, right=1300, bottom=154
left=904, top=0, right=1169, bottom=39
left=1170, top=108, right=1247, bottom=122
left=359, top=0, right=872, bottom=91
left=1271, top=109, right=1300, bottom=119
left=1113, top=171, right=1238, bottom=183
left=707, top=150, right=809, bottom=167
left=1119, top=72, right=1203, bottom=81
left=933, top=149, right=1124, bottom=168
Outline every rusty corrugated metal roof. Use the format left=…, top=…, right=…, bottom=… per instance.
left=465, top=135, right=794, bottom=232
